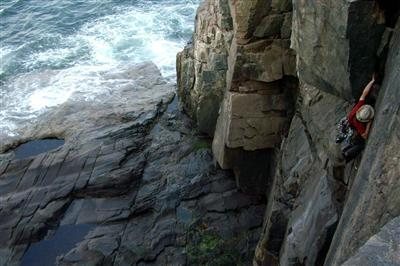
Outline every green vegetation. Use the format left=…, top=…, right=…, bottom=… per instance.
left=186, top=226, right=244, bottom=266
left=192, top=139, right=212, bottom=151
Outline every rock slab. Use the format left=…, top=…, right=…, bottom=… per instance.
left=0, top=63, right=266, bottom=266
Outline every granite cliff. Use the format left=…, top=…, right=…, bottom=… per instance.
left=177, top=0, right=400, bottom=265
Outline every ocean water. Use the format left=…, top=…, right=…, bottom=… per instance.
left=0, top=0, right=200, bottom=138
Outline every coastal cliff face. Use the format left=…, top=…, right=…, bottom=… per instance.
left=178, top=0, right=400, bottom=265
left=178, top=0, right=298, bottom=195
left=177, top=0, right=234, bottom=136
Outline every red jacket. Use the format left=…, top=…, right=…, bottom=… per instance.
left=348, top=100, right=367, bottom=135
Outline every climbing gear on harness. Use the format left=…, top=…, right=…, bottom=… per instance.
left=335, top=117, right=353, bottom=144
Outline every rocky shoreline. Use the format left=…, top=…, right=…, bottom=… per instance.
left=0, top=63, right=266, bottom=265
left=1, top=0, right=400, bottom=265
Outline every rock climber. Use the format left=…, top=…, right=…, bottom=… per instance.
left=339, top=75, right=376, bottom=161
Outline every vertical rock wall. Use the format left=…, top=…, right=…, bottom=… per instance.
left=325, top=18, right=400, bottom=265
left=292, top=0, right=386, bottom=100
left=254, top=84, right=353, bottom=266
left=177, top=0, right=233, bottom=135
left=255, top=1, right=399, bottom=265
left=213, top=0, right=297, bottom=151
left=177, top=0, right=399, bottom=265
left=178, top=0, right=298, bottom=195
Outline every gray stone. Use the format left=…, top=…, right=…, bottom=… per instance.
left=176, top=0, right=233, bottom=136
left=254, top=14, right=285, bottom=38
left=0, top=62, right=266, bottom=265
left=325, top=20, right=400, bottom=265
left=292, top=0, right=386, bottom=100
left=342, top=216, right=400, bottom=266
left=281, top=12, right=292, bottom=39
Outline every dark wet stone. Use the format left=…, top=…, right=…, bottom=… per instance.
left=21, top=224, right=94, bottom=266
left=0, top=63, right=265, bottom=265
left=13, top=139, right=65, bottom=160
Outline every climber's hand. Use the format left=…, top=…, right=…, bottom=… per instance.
left=361, top=132, right=368, bottom=140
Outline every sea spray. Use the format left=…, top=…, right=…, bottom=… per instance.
left=0, top=0, right=201, bottom=139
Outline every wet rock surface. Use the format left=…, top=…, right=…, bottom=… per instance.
left=0, top=63, right=265, bottom=265
left=13, top=139, right=65, bottom=160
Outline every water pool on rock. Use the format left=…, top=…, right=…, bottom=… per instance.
left=13, top=139, right=65, bottom=160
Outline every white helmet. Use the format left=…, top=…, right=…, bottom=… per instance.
left=356, top=105, right=375, bottom=122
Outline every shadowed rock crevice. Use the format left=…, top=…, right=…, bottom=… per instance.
left=376, top=0, right=400, bottom=28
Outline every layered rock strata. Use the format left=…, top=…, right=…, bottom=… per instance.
left=0, top=63, right=265, bottom=265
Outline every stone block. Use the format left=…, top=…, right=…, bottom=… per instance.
left=230, top=0, right=271, bottom=40
left=210, top=53, right=228, bottom=70
left=234, top=40, right=292, bottom=83
left=227, top=117, right=286, bottom=150
left=236, top=80, right=282, bottom=94
left=230, top=92, right=287, bottom=116
left=219, top=92, right=288, bottom=151
left=176, top=0, right=233, bottom=135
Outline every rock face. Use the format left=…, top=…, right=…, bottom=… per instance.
left=255, top=3, right=400, bottom=266
left=178, top=0, right=298, bottom=194
left=292, top=0, right=386, bottom=100
left=2, top=0, right=399, bottom=264
left=0, top=63, right=265, bottom=265
left=325, top=18, right=400, bottom=265
left=342, top=216, right=400, bottom=266
left=177, top=0, right=233, bottom=135
left=178, top=0, right=399, bottom=265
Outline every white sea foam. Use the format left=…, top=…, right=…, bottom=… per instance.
left=0, top=45, right=14, bottom=76
left=0, top=0, right=200, bottom=139
left=27, top=47, right=76, bottom=68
